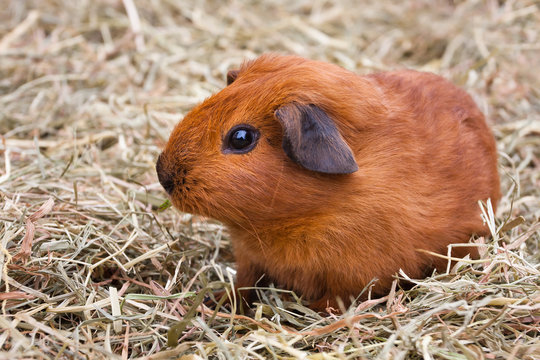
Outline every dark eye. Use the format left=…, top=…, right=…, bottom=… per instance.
left=230, top=129, right=252, bottom=149
left=224, top=125, right=259, bottom=154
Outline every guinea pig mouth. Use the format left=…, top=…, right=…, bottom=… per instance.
left=159, top=177, right=175, bottom=194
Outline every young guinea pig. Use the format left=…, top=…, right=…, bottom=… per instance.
left=156, top=54, right=500, bottom=311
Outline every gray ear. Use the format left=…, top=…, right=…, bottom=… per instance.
left=227, top=69, right=239, bottom=85
left=274, top=103, right=358, bottom=174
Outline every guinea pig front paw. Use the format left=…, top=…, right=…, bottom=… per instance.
left=203, top=289, right=254, bottom=314
left=203, top=290, right=227, bottom=309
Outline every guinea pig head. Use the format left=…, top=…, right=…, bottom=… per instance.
left=156, top=55, right=381, bottom=228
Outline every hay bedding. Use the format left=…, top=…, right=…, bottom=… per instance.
left=0, top=0, right=538, bottom=358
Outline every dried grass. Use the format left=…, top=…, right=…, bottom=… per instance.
left=0, top=0, right=539, bottom=359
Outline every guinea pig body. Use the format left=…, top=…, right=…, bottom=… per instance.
left=156, top=54, right=500, bottom=311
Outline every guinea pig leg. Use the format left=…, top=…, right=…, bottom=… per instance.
left=203, top=260, right=264, bottom=312
left=202, top=288, right=250, bottom=312
left=233, top=259, right=267, bottom=311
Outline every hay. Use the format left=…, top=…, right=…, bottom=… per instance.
left=0, top=0, right=538, bottom=358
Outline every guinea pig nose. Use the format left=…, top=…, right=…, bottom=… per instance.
left=156, top=154, right=175, bottom=194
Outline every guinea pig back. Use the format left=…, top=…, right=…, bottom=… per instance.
left=156, top=54, right=500, bottom=311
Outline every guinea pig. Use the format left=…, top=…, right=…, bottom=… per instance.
left=156, top=54, right=500, bottom=312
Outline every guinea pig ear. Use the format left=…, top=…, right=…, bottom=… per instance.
left=274, top=103, right=359, bottom=174
left=226, top=69, right=239, bottom=85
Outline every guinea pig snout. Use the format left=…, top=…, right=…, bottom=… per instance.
left=156, top=154, right=174, bottom=194
left=156, top=153, right=189, bottom=195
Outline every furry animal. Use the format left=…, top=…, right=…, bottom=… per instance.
left=156, top=54, right=500, bottom=311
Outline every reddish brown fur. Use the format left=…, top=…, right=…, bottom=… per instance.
left=156, top=54, right=500, bottom=311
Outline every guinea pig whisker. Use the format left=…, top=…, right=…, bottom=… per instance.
left=243, top=215, right=266, bottom=255
left=193, top=199, right=205, bottom=219
left=269, top=161, right=285, bottom=209
left=216, top=204, right=267, bottom=255
left=192, top=188, right=214, bottom=219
